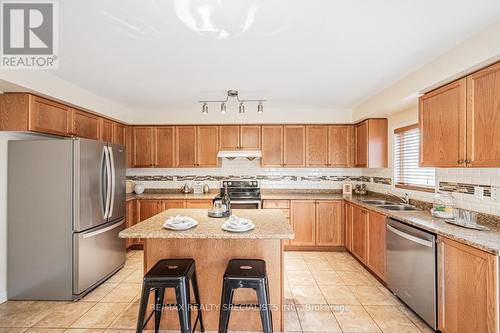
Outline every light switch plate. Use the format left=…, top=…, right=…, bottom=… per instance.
left=474, top=186, right=484, bottom=198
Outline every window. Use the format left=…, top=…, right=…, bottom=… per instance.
left=394, top=124, right=435, bottom=192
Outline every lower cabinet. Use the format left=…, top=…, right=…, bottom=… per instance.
left=344, top=202, right=353, bottom=251
left=366, top=210, right=386, bottom=281
left=438, top=236, right=499, bottom=333
left=351, top=204, right=368, bottom=263
left=262, top=200, right=291, bottom=245
left=289, top=200, right=344, bottom=248
left=185, top=199, right=213, bottom=209
left=125, top=200, right=139, bottom=248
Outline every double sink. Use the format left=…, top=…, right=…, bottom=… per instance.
left=361, top=199, right=421, bottom=211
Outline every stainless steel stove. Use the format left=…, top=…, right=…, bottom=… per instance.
left=214, top=180, right=262, bottom=209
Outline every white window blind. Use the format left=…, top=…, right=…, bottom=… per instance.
left=394, top=125, right=435, bottom=191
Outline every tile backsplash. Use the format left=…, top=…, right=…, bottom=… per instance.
left=126, top=159, right=500, bottom=216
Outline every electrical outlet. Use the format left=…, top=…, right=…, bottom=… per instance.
left=474, top=186, right=484, bottom=198
left=492, top=187, right=500, bottom=202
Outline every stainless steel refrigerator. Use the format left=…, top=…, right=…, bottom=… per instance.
left=7, top=138, right=126, bottom=300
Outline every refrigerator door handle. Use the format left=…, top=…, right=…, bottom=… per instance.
left=108, top=145, right=116, bottom=218
left=82, top=219, right=124, bottom=238
left=103, top=146, right=112, bottom=219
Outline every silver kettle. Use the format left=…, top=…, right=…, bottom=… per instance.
left=181, top=182, right=193, bottom=194
left=202, top=184, right=210, bottom=194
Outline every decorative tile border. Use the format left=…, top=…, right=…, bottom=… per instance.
left=439, top=181, right=491, bottom=197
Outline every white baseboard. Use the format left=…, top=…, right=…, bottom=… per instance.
left=0, top=290, right=6, bottom=304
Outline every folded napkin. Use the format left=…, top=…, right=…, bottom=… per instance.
left=226, top=215, right=253, bottom=228
left=166, top=215, right=197, bottom=225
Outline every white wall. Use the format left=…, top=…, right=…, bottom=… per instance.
left=353, top=19, right=500, bottom=120
left=0, top=132, right=48, bottom=303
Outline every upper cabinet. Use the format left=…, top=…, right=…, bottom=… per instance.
left=175, top=126, right=197, bottom=167
left=283, top=125, right=306, bottom=167
left=354, top=119, right=388, bottom=168
left=305, top=125, right=353, bottom=167
left=112, top=122, right=127, bottom=145
left=174, top=125, right=218, bottom=167
left=133, top=126, right=175, bottom=168
left=420, top=62, right=500, bottom=168
left=133, top=126, right=155, bottom=167
left=155, top=126, right=175, bottom=167
left=466, top=62, right=500, bottom=167
left=219, top=125, right=261, bottom=150
left=261, top=125, right=284, bottom=167
left=306, top=125, right=328, bottom=167
left=99, top=118, right=113, bottom=142
left=419, top=78, right=466, bottom=167
left=72, top=109, right=100, bottom=140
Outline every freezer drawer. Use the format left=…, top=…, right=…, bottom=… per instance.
left=73, top=219, right=126, bottom=295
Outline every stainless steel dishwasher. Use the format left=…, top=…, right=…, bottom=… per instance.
left=386, top=218, right=437, bottom=330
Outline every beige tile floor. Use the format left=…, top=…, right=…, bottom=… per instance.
left=0, top=250, right=435, bottom=332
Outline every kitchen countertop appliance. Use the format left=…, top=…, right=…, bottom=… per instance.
left=386, top=218, right=437, bottom=330
left=7, top=138, right=126, bottom=300
left=214, top=180, right=261, bottom=209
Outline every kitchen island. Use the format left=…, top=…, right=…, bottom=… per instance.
left=119, top=209, right=294, bottom=331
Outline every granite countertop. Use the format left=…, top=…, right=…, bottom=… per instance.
left=261, top=192, right=344, bottom=200
left=119, top=209, right=294, bottom=240
left=346, top=195, right=500, bottom=255
left=126, top=193, right=217, bottom=201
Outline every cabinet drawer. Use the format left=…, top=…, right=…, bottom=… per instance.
left=263, top=200, right=289, bottom=209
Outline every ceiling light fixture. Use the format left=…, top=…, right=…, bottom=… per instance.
left=199, top=90, right=266, bottom=114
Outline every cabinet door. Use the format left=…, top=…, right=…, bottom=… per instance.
left=112, top=123, right=126, bottom=145
left=284, top=125, right=306, bottom=167
left=29, top=96, right=72, bottom=136
left=344, top=202, right=353, bottom=251
left=419, top=78, right=466, bottom=167
left=351, top=205, right=367, bottom=263
left=133, top=127, right=154, bottom=167
left=367, top=210, right=386, bottom=281
left=240, top=125, right=261, bottom=150
left=137, top=200, right=161, bottom=222
left=154, top=126, right=175, bottom=167
left=466, top=62, right=500, bottom=167
left=125, top=126, right=134, bottom=168
left=438, top=236, right=498, bottom=333
left=125, top=200, right=137, bottom=248
left=290, top=201, right=316, bottom=246
left=185, top=200, right=213, bottom=209
left=219, top=125, right=240, bottom=150
left=261, top=125, right=283, bottom=167
left=72, top=109, right=100, bottom=140
left=161, top=200, right=185, bottom=211
left=197, top=126, right=219, bottom=167
left=100, top=118, right=113, bottom=142
left=355, top=121, right=368, bottom=167
left=329, top=125, right=352, bottom=167
left=315, top=201, right=343, bottom=246
left=175, top=126, right=197, bottom=167
left=306, top=125, right=328, bottom=167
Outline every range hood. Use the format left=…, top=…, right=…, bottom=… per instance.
left=217, top=150, right=262, bottom=160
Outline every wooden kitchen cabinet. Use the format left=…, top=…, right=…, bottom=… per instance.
left=133, top=126, right=155, bottom=167
left=185, top=200, right=213, bottom=209
left=419, top=78, right=466, bottom=167
left=306, top=125, right=328, bottom=167
left=137, top=199, right=162, bottom=222
left=262, top=200, right=291, bottom=245
left=219, top=125, right=261, bottom=150
left=154, top=126, right=175, bottom=167
left=344, top=202, right=353, bottom=251
left=438, top=236, right=498, bottom=333
left=160, top=200, right=185, bottom=210
left=125, top=200, right=139, bottom=249
left=290, top=201, right=316, bottom=246
left=175, top=126, right=197, bottom=167
left=315, top=200, right=343, bottom=246
left=125, top=126, right=134, bottom=167
left=30, top=95, right=73, bottom=136
left=196, top=126, right=219, bottom=167
left=72, top=109, right=100, bottom=140
left=466, top=62, right=500, bottom=167
left=284, top=125, right=306, bottom=167
left=354, top=119, right=387, bottom=168
left=329, top=125, right=353, bottom=167
left=261, top=125, right=284, bottom=167
left=366, top=210, right=387, bottom=281
left=100, top=118, right=113, bottom=142
left=351, top=204, right=368, bottom=263
left=112, top=122, right=127, bottom=145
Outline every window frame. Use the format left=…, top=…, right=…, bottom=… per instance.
left=393, top=124, right=435, bottom=193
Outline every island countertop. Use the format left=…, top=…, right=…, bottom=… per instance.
left=119, top=208, right=294, bottom=240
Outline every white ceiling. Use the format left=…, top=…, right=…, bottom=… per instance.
left=47, top=0, right=500, bottom=123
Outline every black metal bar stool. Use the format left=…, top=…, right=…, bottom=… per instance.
left=218, top=259, right=273, bottom=333
left=136, top=259, right=204, bottom=333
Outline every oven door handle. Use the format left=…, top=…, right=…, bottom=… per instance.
left=230, top=200, right=262, bottom=204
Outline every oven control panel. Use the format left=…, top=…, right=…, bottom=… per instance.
left=222, top=180, right=259, bottom=188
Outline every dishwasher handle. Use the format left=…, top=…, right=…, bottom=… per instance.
left=386, top=224, right=434, bottom=248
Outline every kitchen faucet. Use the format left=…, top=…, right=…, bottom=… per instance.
left=386, top=192, right=410, bottom=205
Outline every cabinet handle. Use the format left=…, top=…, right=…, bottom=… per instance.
left=465, top=159, right=472, bottom=164
left=457, top=159, right=464, bottom=164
